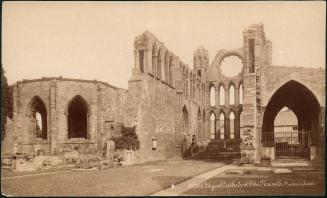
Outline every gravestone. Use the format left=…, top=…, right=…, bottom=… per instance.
left=106, top=140, right=115, bottom=164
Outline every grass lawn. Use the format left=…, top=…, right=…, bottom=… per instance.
left=184, top=169, right=325, bottom=196
left=1, top=159, right=229, bottom=196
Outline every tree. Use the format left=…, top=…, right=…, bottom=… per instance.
left=1, top=67, right=13, bottom=140
left=113, top=125, right=140, bottom=150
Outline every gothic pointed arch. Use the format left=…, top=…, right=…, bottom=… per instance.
left=27, top=95, right=47, bottom=140
left=66, top=95, right=90, bottom=139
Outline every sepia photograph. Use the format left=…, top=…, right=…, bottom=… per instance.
left=1, top=1, right=325, bottom=196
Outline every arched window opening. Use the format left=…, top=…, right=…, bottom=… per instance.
left=68, top=96, right=89, bottom=139
left=219, top=85, right=225, bottom=106
left=239, top=83, right=244, bottom=104
left=29, top=96, right=47, bottom=140
left=157, top=49, right=162, bottom=78
left=229, top=112, right=235, bottom=139
left=229, top=85, right=235, bottom=105
left=152, top=45, right=157, bottom=75
left=210, top=86, right=215, bottom=107
left=169, top=56, right=173, bottom=85
left=220, top=56, right=243, bottom=77
left=210, top=113, right=216, bottom=140
left=219, top=113, right=225, bottom=139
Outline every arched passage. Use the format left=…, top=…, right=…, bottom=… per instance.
left=262, top=80, right=321, bottom=159
left=219, top=113, right=225, bottom=140
left=67, top=96, right=89, bottom=139
left=28, top=96, right=47, bottom=140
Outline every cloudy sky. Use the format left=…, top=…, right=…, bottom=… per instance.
left=2, top=1, right=325, bottom=88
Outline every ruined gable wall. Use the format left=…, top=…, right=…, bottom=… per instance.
left=261, top=66, right=325, bottom=107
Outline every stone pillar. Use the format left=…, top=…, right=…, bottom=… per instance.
left=225, top=86, right=229, bottom=106
left=106, top=140, right=115, bottom=165
left=49, top=80, right=57, bottom=153
left=240, top=23, right=267, bottom=164
left=12, top=84, right=22, bottom=153
left=215, top=85, right=219, bottom=108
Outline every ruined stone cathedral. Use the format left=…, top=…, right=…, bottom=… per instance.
left=11, top=24, right=325, bottom=164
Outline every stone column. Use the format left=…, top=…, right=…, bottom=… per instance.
left=49, top=80, right=57, bottom=153
left=96, top=84, right=104, bottom=150
left=235, top=87, right=240, bottom=106
left=12, top=85, right=22, bottom=153
left=215, top=85, right=219, bottom=108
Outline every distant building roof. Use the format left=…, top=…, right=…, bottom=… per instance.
left=274, top=110, right=298, bottom=126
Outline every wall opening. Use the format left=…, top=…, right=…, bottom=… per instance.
left=220, top=56, right=243, bottom=77
left=219, top=85, right=225, bottom=105
left=68, top=96, right=89, bottom=139
left=210, top=86, right=215, bottom=107
left=229, top=85, right=235, bottom=105
left=219, top=113, right=225, bottom=140
left=182, top=106, right=189, bottom=135
left=229, top=112, right=235, bottom=139
left=29, top=96, right=47, bottom=140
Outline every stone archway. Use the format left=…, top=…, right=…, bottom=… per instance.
left=261, top=80, right=321, bottom=160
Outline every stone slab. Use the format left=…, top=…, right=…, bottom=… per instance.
left=273, top=168, right=292, bottom=174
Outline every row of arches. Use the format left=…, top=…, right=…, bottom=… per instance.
left=210, top=83, right=243, bottom=106
left=210, top=111, right=240, bottom=140
left=151, top=44, right=174, bottom=85
left=181, top=105, right=241, bottom=143
left=27, top=95, right=90, bottom=140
